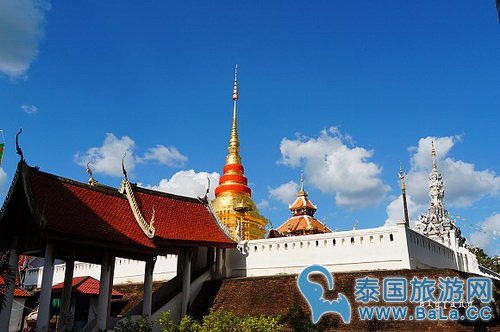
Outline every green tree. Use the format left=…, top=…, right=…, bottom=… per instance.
left=468, top=246, right=500, bottom=273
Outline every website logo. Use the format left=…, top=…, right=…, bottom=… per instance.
left=297, top=264, right=352, bottom=324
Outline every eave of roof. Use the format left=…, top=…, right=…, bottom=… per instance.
left=0, top=161, right=236, bottom=255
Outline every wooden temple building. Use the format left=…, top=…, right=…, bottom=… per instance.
left=0, top=157, right=236, bottom=331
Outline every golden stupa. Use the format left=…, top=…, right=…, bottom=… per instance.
left=210, top=65, right=268, bottom=240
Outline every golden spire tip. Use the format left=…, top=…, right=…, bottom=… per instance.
left=232, top=64, right=239, bottom=101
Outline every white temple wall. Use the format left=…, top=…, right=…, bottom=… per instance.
left=227, top=225, right=412, bottom=277
left=406, top=229, right=457, bottom=270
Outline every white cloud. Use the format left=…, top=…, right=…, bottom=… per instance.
left=384, top=194, right=425, bottom=227
left=0, top=0, right=51, bottom=78
left=140, top=145, right=187, bottom=167
left=0, top=167, right=7, bottom=189
left=74, top=133, right=189, bottom=178
left=269, top=181, right=298, bottom=205
left=74, top=133, right=137, bottom=177
left=257, top=199, right=270, bottom=210
left=405, top=136, right=500, bottom=208
left=468, top=214, right=500, bottom=255
left=278, top=127, right=390, bottom=208
left=149, top=170, right=219, bottom=200
left=20, top=104, right=38, bottom=114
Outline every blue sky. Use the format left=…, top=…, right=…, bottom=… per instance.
left=0, top=1, right=499, bottom=255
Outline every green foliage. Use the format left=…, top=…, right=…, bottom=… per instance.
left=113, top=309, right=284, bottom=332
left=468, top=246, right=500, bottom=273
left=159, top=311, right=177, bottom=332
left=468, top=246, right=500, bottom=303
left=114, top=316, right=154, bottom=332
left=283, top=304, right=339, bottom=332
left=156, top=309, right=284, bottom=332
left=283, top=304, right=318, bottom=332
left=200, top=309, right=239, bottom=331
left=239, top=314, right=284, bottom=332
left=178, top=315, right=201, bottom=332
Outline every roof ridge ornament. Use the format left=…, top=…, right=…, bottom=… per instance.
left=198, top=176, right=211, bottom=203
left=121, top=153, right=128, bottom=180
left=16, top=128, right=24, bottom=161
left=86, top=162, right=99, bottom=186
left=120, top=178, right=155, bottom=238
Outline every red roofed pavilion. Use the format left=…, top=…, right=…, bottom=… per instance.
left=276, top=175, right=332, bottom=236
left=0, top=159, right=236, bottom=331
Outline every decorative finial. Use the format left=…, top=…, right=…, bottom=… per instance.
left=199, top=176, right=211, bottom=202
left=398, top=161, right=406, bottom=191
left=431, top=140, right=437, bottom=170
left=297, top=170, right=307, bottom=197
left=121, top=153, right=128, bottom=180
left=86, top=162, right=98, bottom=186
left=232, top=64, right=238, bottom=101
left=399, top=162, right=410, bottom=227
left=15, top=128, right=24, bottom=161
left=227, top=65, right=241, bottom=164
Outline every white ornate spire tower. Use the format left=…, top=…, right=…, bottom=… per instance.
left=416, top=141, right=465, bottom=247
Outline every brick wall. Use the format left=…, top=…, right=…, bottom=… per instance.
left=211, top=269, right=499, bottom=331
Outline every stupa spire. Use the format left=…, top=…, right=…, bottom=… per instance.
left=227, top=65, right=241, bottom=165
left=211, top=66, right=268, bottom=240
left=415, top=141, right=465, bottom=246
left=431, top=140, right=437, bottom=170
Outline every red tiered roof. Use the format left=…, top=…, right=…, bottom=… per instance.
left=52, top=276, right=123, bottom=297
left=0, top=162, right=236, bottom=256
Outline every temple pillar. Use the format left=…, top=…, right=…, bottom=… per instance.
left=106, top=256, right=116, bottom=319
left=180, top=248, right=192, bottom=317
left=143, top=256, right=155, bottom=316
left=37, top=242, right=55, bottom=332
left=0, top=247, right=18, bottom=332
left=57, top=253, right=75, bottom=331
left=215, top=248, right=223, bottom=279
left=96, top=253, right=112, bottom=330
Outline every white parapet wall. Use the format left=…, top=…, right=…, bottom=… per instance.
left=406, top=229, right=458, bottom=270
left=227, top=224, right=413, bottom=278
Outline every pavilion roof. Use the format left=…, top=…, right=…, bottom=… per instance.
left=276, top=215, right=331, bottom=235
left=52, top=276, right=123, bottom=297
left=0, top=161, right=235, bottom=258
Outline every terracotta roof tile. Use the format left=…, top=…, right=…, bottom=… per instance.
left=277, top=215, right=331, bottom=234
left=52, top=276, right=123, bottom=297
left=22, top=166, right=235, bottom=250
left=0, top=276, right=32, bottom=297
